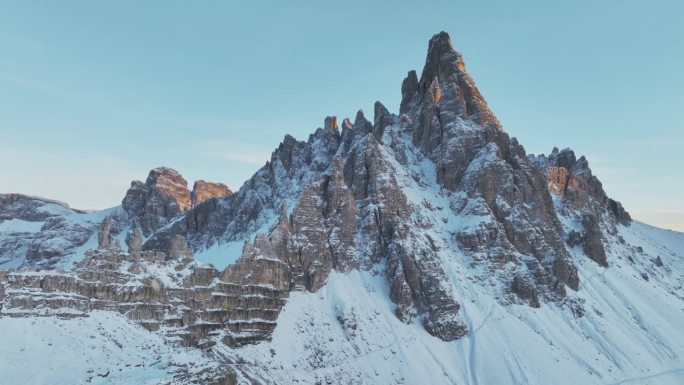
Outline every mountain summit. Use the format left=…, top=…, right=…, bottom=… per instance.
left=401, top=31, right=501, bottom=130
left=1, top=32, right=683, bottom=385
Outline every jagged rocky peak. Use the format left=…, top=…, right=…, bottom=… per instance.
left=394, top=32, right=590, bottom=303
left=529, top=147, right=631, bottom=226
left=372, top=101, right=396, bottom=141
left=122, top=167, right=232, bottom=237
left=191, top=180, right=232, bottom=207
left=122, top=167, right=192, bottom=236
left=324, top=116, right=338, bottom=130
left=400, top=31, right=501, bottom=130
left=145, top=167, right=192, bottom=212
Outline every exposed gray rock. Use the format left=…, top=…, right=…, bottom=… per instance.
left=126, top=228, right=142, bottom=258
left=529, top=147, right=631, bottom=226
left=97, top=215, right=117, bottom=250
left=512, top=274, right=541, bottom=308
left=122, top=167, right=192, bottom=237
left=582, top=214, right=608, bottom=267
left=372, top=101, right=395, bottom=142
left=400, top=70, right=419, bottom=114
left=1, top=245, right=284, bottom=349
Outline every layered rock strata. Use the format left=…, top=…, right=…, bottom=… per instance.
left=0, top=240, right=285, bottom=350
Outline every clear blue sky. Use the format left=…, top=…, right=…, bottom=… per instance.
left=1, top=0, right=682, bottom=231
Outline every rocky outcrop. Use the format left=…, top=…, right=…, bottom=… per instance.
left=582, top=214, right=608, bottom=267
left=191, top=181, right=232, bottom=207
left=530, top=147, right=631, bottom=226
left=548, top=167, right=570, bottom=196
left=126, top=228, right=142, bottom=257
left=0, top=244, right=285, bottom=350
left=97, top=215, right=116, bottom=249
left=512, top=274, right=541, bottom=308
left=122, top=167, right=192, bottom=237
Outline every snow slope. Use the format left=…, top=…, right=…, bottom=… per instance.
left=218, top=241, right=684, bottom=385
left=0, top=311, right=221, bottom=385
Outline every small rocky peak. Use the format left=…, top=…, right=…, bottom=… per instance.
left=531, top=147, right=631, bottom=226
left=530, top=148, right=578, bottom=172
left=271, top=134, right=302, bottom=172
left=340, top=117, right=356, bottom=151
left=400, top=70, right=419, bottom=114
left=145, top=167, right=192, bottom=213
left=191, top=180, right=232, bottom=207
left=353, top=109, right=372, bottom=133
left=374, top=101, right=390, bottom=126
left=420, top=31, right=463, bottom=86
left=121, top=167, right=192, bottom=236
left=97, top=215, right=118, bottom=250
left=556, top=148, right=577, bottom=170
left=310, top=119, right=342, bottom=147
left=281, top=134, right=298, bottom=148
left=572, top=155, right=591, bottom=176
left=324, top=116, right=338, bottom=131
left=373, top=101, right=395, bottom=141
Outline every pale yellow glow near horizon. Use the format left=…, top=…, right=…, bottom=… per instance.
left=632, top=211, right=684, bottom=233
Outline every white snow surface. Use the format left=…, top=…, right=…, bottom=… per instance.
left=0, top=218, right=44, bottom=233
left=194, top=240, right=245, bottom=270
left=0, top=311, right=219, bottom=385
left=216, top=220, right=684, bottom=385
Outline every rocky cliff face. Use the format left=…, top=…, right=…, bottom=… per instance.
left=191, top=180, right=232, bottom=207
left=529, top=147, right=631, bottom=226
left=122, top=167, right=192, bottom=237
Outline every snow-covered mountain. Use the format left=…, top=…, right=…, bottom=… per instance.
left=0, top=168, right=232, bottom=270
left=0, top=193, right=115, bottom=269
left=1, top=31, right=683, bottom=385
